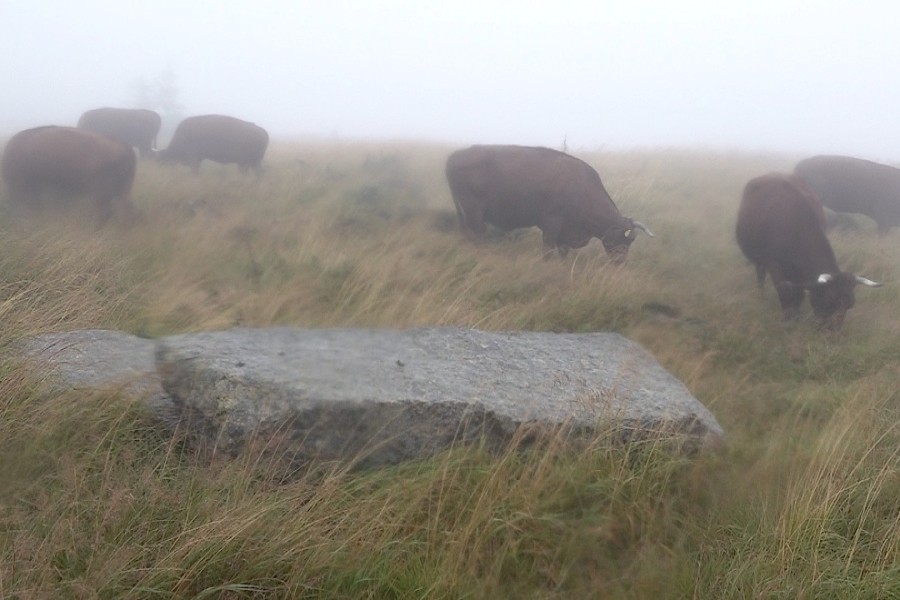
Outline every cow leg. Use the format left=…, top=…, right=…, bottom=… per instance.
left=766, top=264, right=803, bottom=318
left=90, top=186, right=118, bottom=226
left=90, top=167, right=134, bottom=226
left=453, top=202, right=467, bottom=231
left=773, top=280, right=804, bottom=319
left=776, top=283, right=804, bottom=310
left=541, top=218, right=564, bottom=258
left=754, top=264, right=766, bottom=293
left=456, top=199, right=486, bottom=241
left=187, top=154, right=202, bottom=175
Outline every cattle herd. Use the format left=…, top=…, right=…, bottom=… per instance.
left=0, top=109, right=268, bottom=225
left=1, top=107, right=895, bottom=329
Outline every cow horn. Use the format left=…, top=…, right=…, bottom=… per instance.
left=855, top=275, right=883, bottom=287
left=632, top=220, right=655, bottom=237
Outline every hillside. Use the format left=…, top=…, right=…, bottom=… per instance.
left=2, top=141, right=899, bottom=598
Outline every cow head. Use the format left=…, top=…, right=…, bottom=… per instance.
left=601, top=219, right=654, bottom=262
left=808, top=272, right=882, bottom=329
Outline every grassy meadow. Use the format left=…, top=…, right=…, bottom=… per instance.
left=2, top=140, right=900, bottom=598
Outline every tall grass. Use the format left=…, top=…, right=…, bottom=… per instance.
left=2, top=139, right=900, bottom=597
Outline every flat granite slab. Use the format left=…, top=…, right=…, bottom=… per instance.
left=156, top=327, right=724, bottom=466
left=20, top=329, right=179, bottom=427
left=21, top=327, right=724, bottom=469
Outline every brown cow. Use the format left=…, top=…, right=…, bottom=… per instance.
left=2, top=126, right=137, bottom=225
left=794, top=155, right=900, bottom=235
left=735, top=173, right=881, bottom=328
left=157, top=114, right=269, bottom=175
left=445, top=145, right=652, bottom=261
left=77, top=107, right=161, bottom=158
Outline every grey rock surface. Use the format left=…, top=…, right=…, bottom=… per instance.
left=20, top=329, right=180, bottom=427
left=156, top=327, right=724, bottom=468
left=19, top=327, right=724, bottom=470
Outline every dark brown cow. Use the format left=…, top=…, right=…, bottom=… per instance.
left=794, top=155, right=900, bottom=235
left=736, top=173, right=880, bottom=328
left=77, top=107, right=161, bottom=158
left=445, top=145, right=652, bottom=260
left=1, top=126, right=136, bottom=225
left=158, top=114, right=269, bottom=175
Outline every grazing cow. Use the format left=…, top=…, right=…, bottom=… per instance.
left=445, top=145, right=652, bottom=260
left=158, top=114, right=269, bottom=175
left=77, top=107, right=161, bottom=158
left=794, top=155, right=900, bottom=235
left=735, top=173, right=881, bottom=328
left=1, top=126, right=137, bottom=225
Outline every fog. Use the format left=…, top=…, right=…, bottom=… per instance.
left=3, top=0, right=900, bottom=160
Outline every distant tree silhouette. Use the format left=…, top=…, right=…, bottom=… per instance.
left=128, top=67, right=185, bottom=138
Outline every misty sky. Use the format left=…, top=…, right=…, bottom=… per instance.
left=3, top=1, right=900, bottom=160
